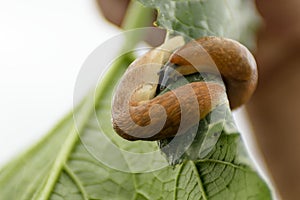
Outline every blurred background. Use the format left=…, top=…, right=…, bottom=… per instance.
left=0, top=0, right=118, bottom=163
left=1, top=0, right=299, bottom=199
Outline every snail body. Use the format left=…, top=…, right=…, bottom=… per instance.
left=161, top=37, right=257, bottom=109
left=112, top=36, right=257, bottom=141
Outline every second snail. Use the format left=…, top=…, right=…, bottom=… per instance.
left=111, top=36, right=257, bottom=141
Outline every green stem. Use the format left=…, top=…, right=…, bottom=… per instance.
left=122, top=0, right=153, bottom=30
left=121, top=0, right=154, bottom=51
left=95, top=0, right=155, bottom=98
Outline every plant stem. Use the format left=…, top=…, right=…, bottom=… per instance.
left=121, top=0, right=154, bottom=51
left=122, top=0, right=153, bottom=30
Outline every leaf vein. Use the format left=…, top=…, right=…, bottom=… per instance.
left=63, top=164, right=89, bottom=200
left=196, top=159, right=248, bottom=172
left=190, top=161, right=208, bottom=200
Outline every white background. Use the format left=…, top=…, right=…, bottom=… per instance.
left=0, top=0, right=270, bottom=186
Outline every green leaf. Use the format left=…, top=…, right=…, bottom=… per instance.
left=0, top=0, right=271, bottom=199
left=138, top=0, right=261, bottom=49
left=0, top=55, right=271, bottom=200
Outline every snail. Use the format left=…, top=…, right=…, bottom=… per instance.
left=111, top=36, right=257, bottom=141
